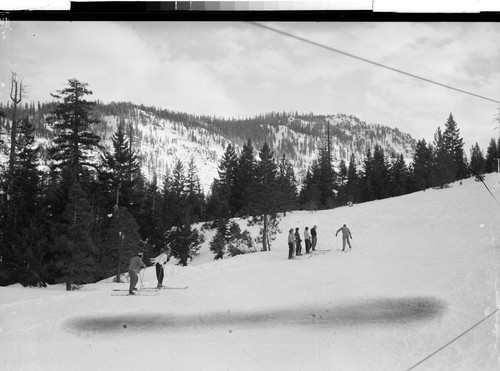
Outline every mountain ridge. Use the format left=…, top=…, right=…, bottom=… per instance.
left=0, top=100, right=417, bottom=192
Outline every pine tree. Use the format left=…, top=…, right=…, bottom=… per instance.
left=102, top=206, right=141, bottom=282
left=136, top=175, right=166, bottom=254
left=338, top=159, right=348, bottom=185
left=47, top=78, right=101, bottom=181
left=388, top=154, right=408, bottom=196
left=204, top=180, right=226, bottom=226
left=51, top=182, right=96, bottom=290
left=345, top=153, right=360, bottom=203
left=316, top=142, right=336, bottom=208
left=169, top=224, right=205, bottom=266
left=411, top=139, right=434, bottom=191
left=185, top=157, right=204, bottom=222
left=209, top=220, right=229, bottom=260
left=233, top=139, right=256, bottom=216
left=0, top=119, right=47, bottom=287
left=171, top=160, right=186, bottom=200
left=361, top=145, right=389, bottom=201
left=469, top=143, right=486, bottom=176
left=276, top=154, right=298, bottom=214
left=442, top=113, right=467, bottom=180
left=217, top=144, right=238, bottom=216
left=432, top=126, right=455, bottom=188
left=101, top=121, right=140, bottom=208
left=299, top=166, right=321, bottom=210
left=485, top=137, right=499, bottom=173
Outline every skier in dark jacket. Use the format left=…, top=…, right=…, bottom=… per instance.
left=128, top=252, right=146, bottom=295
left=295, top=227, right=302, bottom=256
left=288, top=229, right=295, bottom=259
left=311, top=225, right=317, bottom=251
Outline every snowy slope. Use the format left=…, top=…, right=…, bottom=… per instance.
left=1, top=174, right=499, bottom=371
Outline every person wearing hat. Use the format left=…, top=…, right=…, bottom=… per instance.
left=311, top=225, right=317, bottom=251
left=335, top=224, right=353, bottom=251
left=128, top=252, right=146, bottom=295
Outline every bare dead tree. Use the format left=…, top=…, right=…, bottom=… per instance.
left=8, top=73, right=25, bottom=193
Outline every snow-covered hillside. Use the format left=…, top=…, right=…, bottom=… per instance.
left=2, top=173, right=499, bottom=370
left=0, top=103, right=417, bottom=193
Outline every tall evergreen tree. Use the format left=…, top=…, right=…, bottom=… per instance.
left=361, top=145, right=389, bottom=201
left=0, top=119, right=47, bottom=287
left=432, top=126, right=455, bottom=188
left=299, top=166, right=321, bottom=210
left=47, top=78, right=101, bottom=181
left=442, top=113, right=467, bottom=180
left=276, top=154, right=298, bottom=214
left=137, top=175, right=165, bottom=253
left=102, top=206, right=141, bottom=282
left=169, top=224, right=205, bottom=266
left=217, top=144, right=238, bottom=216
left=411, top=139, right=434, bottom=191
left=485, top=137, right=499, bottom=173
left=185, top=157, right=204, bottom=222
left=50, top=182, right=96, bottom=290
left=233, top=139, right=256, bottom=216
left=469, top=143, right=486, bottom=176
left=249, top=142, right=281, bottom=251
left=316, top=142, right=336, bottom=208
left=345, top=153, right=360, bottom=203
left=388, top=154, right=408, bottom=196
left=101, top=121, right=140, bottom=208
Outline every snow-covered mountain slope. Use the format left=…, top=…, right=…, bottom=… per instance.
left=2, top=173, right=499, bottom=370
left=0, top=102, right=417, bottom=192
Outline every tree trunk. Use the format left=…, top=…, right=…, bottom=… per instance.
left=262, top=213, right=268, bottom=251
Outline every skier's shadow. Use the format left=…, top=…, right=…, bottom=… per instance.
left=66, top=296, right=446, bottom=335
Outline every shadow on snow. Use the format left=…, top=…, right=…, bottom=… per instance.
left=66, top=296, right=447, bottom=335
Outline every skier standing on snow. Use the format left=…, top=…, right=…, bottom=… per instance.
left=288, top=229, right=295, bottom=259
left=295, top=227, right=302, bottom=256
left=304, top=227, right=311, bottom=254
left=311, top=225, right=317, bottom=251
left=128, top=252, right=146, bottom=295
left=151, top=248, right=170, bottom=288
left=335, top=224, right=353, bottom=251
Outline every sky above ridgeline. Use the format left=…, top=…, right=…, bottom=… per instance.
left=1, top=21, right=500, bottom=152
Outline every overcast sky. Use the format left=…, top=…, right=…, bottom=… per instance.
left=1, top=21, right=499, bottom=152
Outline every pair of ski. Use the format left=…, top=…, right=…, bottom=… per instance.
left=291, top=249, right=331, bottom=259
left=337, top=248, right=351, bottom=253
left=111, top=285, right=188, bottom=296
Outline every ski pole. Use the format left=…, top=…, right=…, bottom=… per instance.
left=139, top=268, right=145, bottom=290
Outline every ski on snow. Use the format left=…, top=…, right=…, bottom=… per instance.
left=290, top=254, right=313, bottom=260
left=311, top=249, right=331, bottom=255
left=337, top=249, right=351, bottom=253
left=111, top=290, right=159, bottom=296
left=141, top=286, right=189, bottom=290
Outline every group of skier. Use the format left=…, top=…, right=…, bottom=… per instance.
left=288, top=225, right=318, bottom=259
left=287, top=223, right=353, bottom=259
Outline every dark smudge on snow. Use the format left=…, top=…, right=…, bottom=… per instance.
left=65, top=296, right=447, bottom=335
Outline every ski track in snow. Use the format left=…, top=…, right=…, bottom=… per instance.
left=1, top=175, right=500, bottom=370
